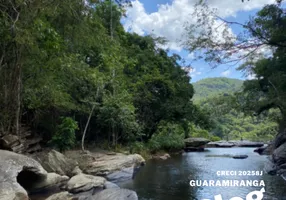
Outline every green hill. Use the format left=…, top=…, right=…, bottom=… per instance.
left=192, top=77, right=243, bottom=102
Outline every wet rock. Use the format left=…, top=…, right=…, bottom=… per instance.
left=184, top=138, right=210, bottom=148
left=273, top=142, right=286, bottom=166
left=33, top=150, right=78, bottom=177
left=88, top=188, right=138, bottom=200
left=106, top=167, right=137, bottom=183
left=104, top=181, right=120, bottom=189
left=65, top=173, right=106, bottom=194
left=153, top=153, right=171, bottom=160
left=254, top=144, right=273, bottom=155
left=232, top=155, right=248, bottom=159
left=264, top=158, right=277, bottom=175
left=46, top=192, right=73, bottom=200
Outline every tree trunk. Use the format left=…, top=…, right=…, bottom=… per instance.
left=81, top=104, right=96, bottom=152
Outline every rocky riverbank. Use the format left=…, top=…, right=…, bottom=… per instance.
left=0, top=149, right=145, bottom=200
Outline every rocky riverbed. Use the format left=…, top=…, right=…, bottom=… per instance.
left=0, top=149, right=145, bottom=200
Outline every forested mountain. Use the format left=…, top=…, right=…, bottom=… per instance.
left=193, top=78, right=278, bottom=142
left=193, top=77, right=243, bottom=102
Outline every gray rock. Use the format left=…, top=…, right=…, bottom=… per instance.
left=153, top=153, right=171, bottom=160
left=31, top=172, right=69, bottom=192
left=236, top=140, right=264, bottom=147
left=106, top=167, right=134, bottom=183
left=0, top=150, right=69, bottom=200
left=46, top=192, right=73, bottom=200
left=104, top=181, right=120, bottom=189
left=65, top=173, right=106, bottom=193
left=273, top=142, right=286, bottom=166
left=89, top=188, right=138, bottom=200
left=206, top=141, right=235, bottom=148
left=0, top=150, right=46, bottom=200
left=254, top=144, right=273, bottom=155
left=33, top=150, right=78, bottom=177
left=184, top=138, right=210, bottom=148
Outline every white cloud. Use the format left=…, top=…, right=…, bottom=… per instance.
left=124, top=0, right=276, bottom=51
left=187, top=52, right=195, bottom=60
left=221, top=70, right=231, bottom=77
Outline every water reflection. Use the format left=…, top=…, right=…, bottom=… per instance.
left=119, top=148, right=286, bottom=200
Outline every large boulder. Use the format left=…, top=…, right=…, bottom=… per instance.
left=65, top=173, right=106, bottom=193
left=0, top=150, right=68, bottom=200
left=273, top=142, right=286, bottom=166
left=184, top=138, right=210, bottom=151
left=88, top=188, right=138, bottom=200
left=64, top=150, right=145, bottom=182
left=33, top=150, right=78, bottom=177
left=254, top=144, right=273, bottom=155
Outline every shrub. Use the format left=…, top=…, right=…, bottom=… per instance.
left=50, top=117, right=78, bottom=152
left=148, top=121, right=185, bottom=152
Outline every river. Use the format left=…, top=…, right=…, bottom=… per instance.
left=119, top=148, right=286, bottom=200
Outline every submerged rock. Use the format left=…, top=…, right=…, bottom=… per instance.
left=232, top=155, right=248, bottom=159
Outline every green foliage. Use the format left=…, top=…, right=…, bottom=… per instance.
left=194, top=78, right=279, bottom=141
left=147, top=121, right=185, bottom=152
left=50, top=117, right=78, bottom=152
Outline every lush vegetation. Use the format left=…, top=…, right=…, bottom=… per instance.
left=193, top=78, right=278, bottom=142
left=1, top=0, right=285, bottom=155
left=0, top=0, right=210, bottom=154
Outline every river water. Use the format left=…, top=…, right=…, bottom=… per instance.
left=119, top=148, right=286, bottom=200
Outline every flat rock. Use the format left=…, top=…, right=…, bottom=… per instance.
left=88, top=188, right=138, bottom=200
left=206, top=141, right=235, bottom=148
left=66, top=173, right=106, bottom=193
left=232, top=140, right=264, bottom=147
left=65, top=150, right=145, bottom=181
left=184, top=138, right=210, bottom=148
left=33, top=150, right=78, bottom=177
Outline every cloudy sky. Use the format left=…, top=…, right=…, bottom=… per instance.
left=122, top=0, right=279, bottom=82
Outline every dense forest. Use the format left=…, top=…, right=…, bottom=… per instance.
left=0, top=0, right=210, bottom=154
left=0, top=0, right=285, bottom=155
left=193, top=78, right=278, bottom=142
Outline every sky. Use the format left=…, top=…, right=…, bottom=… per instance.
left=122, top=0, right=279, bottom=82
